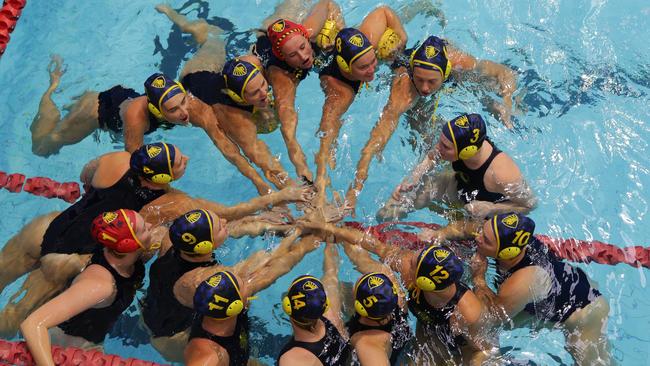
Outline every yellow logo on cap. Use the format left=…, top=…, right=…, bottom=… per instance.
left=454, top=115, right=469, bottom=128
left=336, top=37, right=342, bottom=53
left=102, top=211, right=118, bottom=224
left=233, top=63, right=248, bottom=77
left=302, top=281, right=318, bottom=291
left=272, top=20, right=285, bottom=33
left=186, top=211, right=202, bottom=224
left=425, top=46, right=439, bottom=59
left=349, top=34, right=364, bottom=48
left=368, top=275, right=385, bottom=289
left=147, top=145, right=162, bottom=158
left=434, top=249, right=450, bottom=262
left=142, top=166, right=154, bottom=174
left=207, top=274, right=222, bottom=288
left=501, top=214, right=519, bottom=229
left=152, top=76, right=166, bottom=88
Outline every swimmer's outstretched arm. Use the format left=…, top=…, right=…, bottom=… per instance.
left=121, top=98, right=152, bottom=153
left=189, top=97, right=275, bottom=195
left=269, top=70, right=313, bottom=182
left=245, top=234, right=322, bottom=295
left=220, top=106, right=295, bottom=190
left=346, top=72, right=418, bottom=210
left=322, top=243, right=347, bottom=335
left=300, top=220, right=416, bottom=281
left=390, top=149, right=440, bottom=202
left=446, top=46, right=517, bottom=128
left=20, top=265, right=115, bottom=366
left=314, top=77, right=356, bottom=207
left=173, top=230, right=318, bottom=307
left=140, top=185, right=311, bottom=226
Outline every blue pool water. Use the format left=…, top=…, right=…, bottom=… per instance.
left=1, top=0, right=649, bottom=364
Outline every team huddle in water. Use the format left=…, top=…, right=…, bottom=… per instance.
left=0, top=0, right=613, bottom=365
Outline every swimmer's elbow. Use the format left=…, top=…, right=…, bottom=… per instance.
left=20, top=315, right=44, bottom=339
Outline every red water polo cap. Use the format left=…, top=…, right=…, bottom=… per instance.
left=91, top=209, right=144, bottom=253
left=267, top=19, right=308, bottom=60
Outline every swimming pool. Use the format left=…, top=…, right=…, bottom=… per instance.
left=1, top=0, right=649, bottom=364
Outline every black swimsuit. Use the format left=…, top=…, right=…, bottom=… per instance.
left=189, top=312, right=250, bottom=366
left=346, top=307, right=413, bottom=365
left=452, top=141, right=507, bottom=204
left=407, top=282, right=469, bottom=356
left=97, top=85, right=175, bottom=133
left=277, top=317, right=351, bottom=366
left=57, top=250, right=145, bottom=344
left=181, top=71, right=254, bottom=113
left=494, top=238, right=602, bottom=323
left=142, top=249, right=217, bottom=337
left=318, top=59, right=363, bottom=93
left=40, top=169, right=166, bottom=256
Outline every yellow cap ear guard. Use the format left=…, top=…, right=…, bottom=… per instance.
left=377, top=27, right=401, bottom=60
left=316, top=19, right=339, bottom=50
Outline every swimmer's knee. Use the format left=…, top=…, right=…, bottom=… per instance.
left=41, top=254, right=86, bottom=283
left=31, top=138, right=60, bottom=157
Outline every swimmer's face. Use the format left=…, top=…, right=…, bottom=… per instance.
left=172, top=146, right=189, bottom=180
left=209, top=211, right=229, bottom=248
left=282, top=35, right=314, bottom=69
left=475, top=220, right=498, bottom=257
left=161, top=93, right=190, bottom=125
left=436, top=134, right=457, bottom=162
left=243, top=73, right=270, bottom=108
left=133, top=212, right=153, bottom=250
left=350, top=51, right=377, bottom=82
left=412, top=67, right=444, bottom=97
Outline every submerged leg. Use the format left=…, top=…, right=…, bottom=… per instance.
left=30, top=56, right=64, bottom=156
left=0, top=211, right=59, bottom=294
left=50, top=91, right=100, bottom=145
left=30, top=56, right=99, bottom=156
left=0, top=252, right=90, bottom=337
left=564, top=296, right=612, bottom=366
left=156, top=4, right=226, bottom=76
left=261, top=0, right=313, bottom=28
left=151, top=330, right=190, bottom=363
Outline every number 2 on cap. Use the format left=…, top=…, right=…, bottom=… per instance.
left=429, top=265, right=450, bottom=283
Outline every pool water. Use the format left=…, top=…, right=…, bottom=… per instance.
left=1, top=0, right=649, bottom=364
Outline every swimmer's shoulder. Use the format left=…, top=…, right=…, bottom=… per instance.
left=351, top=330, right=391, bottom=361
left=488, top=150, right=522, bottom=183
left=122, top=96, right=148, bottom=123
left=91, top=151, right=131, bottom=188
left=278, top=347, right=321, bottom=366
left=456, top=289, right=482, bottom=326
